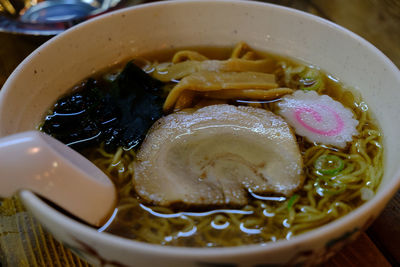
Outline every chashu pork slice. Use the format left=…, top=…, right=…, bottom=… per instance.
left=133, top=104, right=304, bottom=207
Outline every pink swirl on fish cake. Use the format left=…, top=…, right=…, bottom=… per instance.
left=294, top=104, right=344, bottom=136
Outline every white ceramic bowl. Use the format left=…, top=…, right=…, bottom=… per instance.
left=1, top=1, right=400, bottom=266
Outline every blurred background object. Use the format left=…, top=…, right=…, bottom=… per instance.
left=0, top=0, right=145, bottom=35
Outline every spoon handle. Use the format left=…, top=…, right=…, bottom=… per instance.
left=0, top=131, right=117, bottom=226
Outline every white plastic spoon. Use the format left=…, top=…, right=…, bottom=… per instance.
left=0, top=131, right=117, bottom=227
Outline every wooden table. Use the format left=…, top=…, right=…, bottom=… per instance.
left=0, top=0, right=399, bottom=266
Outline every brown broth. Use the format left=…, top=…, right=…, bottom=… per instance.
left=53, top=46, right=383, bottom=247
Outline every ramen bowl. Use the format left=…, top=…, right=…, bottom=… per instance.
left=1, top=1, right=399, bottom=266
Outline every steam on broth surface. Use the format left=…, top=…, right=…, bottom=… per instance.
left=41, top=43, right=383, bottom=247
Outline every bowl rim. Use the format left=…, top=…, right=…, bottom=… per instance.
left=2, top=0, right=400, bottom=259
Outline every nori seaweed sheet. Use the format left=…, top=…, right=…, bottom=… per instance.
left=41, top=61, right=165, bottom=152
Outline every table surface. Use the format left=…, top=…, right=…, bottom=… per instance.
left=0, top=0, right=399, bottom=266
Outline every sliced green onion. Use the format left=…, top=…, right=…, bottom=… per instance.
left=314, top=155, right=344, bottom=175
left=287, top=194, right=299, bottom=210
left=299, top=68, right=323, bottom=92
